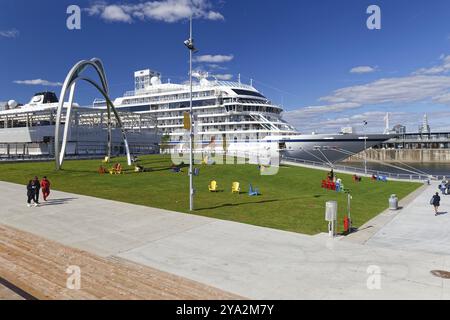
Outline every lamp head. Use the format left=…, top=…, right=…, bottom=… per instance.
left=184, top=38, right=197, bottom=52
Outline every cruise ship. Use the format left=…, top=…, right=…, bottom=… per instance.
left=93, top=69, right=392, bottom=164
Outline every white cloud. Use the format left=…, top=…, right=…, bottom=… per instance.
left=285, top=103, right=361, bottom=119
left=318, top=111, right=399, bottom=128
left=193, top=54, right=234, bottom=63
left=282, top=103, right=361, bottom=132
left=207, top=64, right=227, bottom=70
left=206, top=11, right=224, bottom=20
left=213, top=74, right=233, bottom=80
left=86, top=0, right=224, bottom=23
left=284, top=56, right=450, bottom=132
left=350, top=66, right=377, bottom=74
left=101, top=5, right=133, bottom=22
left=13, top=79, right=63, bottom=87
left=433, top=92, right=450, bottom=105
left=415, top=55, right=450, bottom=75
left=303, top=110, right=450, bottom=134
left=319, top=76, right=450, bottom=105
left=0, top=29, right=19, bottom=38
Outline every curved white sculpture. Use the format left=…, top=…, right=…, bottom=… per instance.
left=55, top=58, right=132, bottom=170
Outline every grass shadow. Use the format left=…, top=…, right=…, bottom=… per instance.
left=351, top=225, right=374, bottom=233
left=196, top=199, right=281, bottom=211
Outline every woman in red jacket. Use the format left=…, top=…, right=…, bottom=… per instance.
left=40, top=176, right=51, bottom=201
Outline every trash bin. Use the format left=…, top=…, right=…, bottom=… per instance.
left=389, top=194, right=398, bottom=210
left=325, top=201, right=338, bottom=222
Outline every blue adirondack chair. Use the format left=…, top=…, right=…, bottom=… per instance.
left=193, top=168, right=200, bottom=176
left=249, top=184, right=260, bottom=196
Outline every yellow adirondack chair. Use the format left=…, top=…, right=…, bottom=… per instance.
left=232, top=182, right=240, bottom=194
left=209, top=180, right=218, bottom=192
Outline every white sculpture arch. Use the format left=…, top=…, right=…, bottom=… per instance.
left=55, top=58, right=132, bottom=170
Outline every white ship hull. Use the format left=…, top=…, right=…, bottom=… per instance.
left=169, top=133, right=393, bottom=164
left=276, top=133, right=393, bottom=163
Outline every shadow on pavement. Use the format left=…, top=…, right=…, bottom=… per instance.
left=39, top=198, right=77, bottom=207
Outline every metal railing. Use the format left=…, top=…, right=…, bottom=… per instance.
left=281, top=156, right=435, bottom=181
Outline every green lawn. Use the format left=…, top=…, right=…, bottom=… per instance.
left=0, top=155, right=421, bottom=235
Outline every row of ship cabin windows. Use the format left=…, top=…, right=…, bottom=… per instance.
left=174, top=134, right=264, bottom=142
left=117, top=103, right=280, bottom=115
left=124, top=91, right=216, bottom=105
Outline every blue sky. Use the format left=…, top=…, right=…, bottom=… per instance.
left=1, top=0, right=450, bottom=133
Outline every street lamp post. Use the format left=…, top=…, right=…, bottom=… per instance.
left=184, top=17, right=198, bottom=212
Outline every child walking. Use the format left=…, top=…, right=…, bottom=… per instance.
left=40, top=176, right=51, bottom=201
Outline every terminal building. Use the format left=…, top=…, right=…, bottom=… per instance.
left=0, top=92, right=160, bottom=160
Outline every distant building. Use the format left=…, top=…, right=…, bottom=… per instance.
left=418, top=114, right=430, bottom=135
left=372, top=114, right=450, bottom=150
left=393, top=124, right=406, bottom=135
left=384, top=113, right=391, bottom=134
left=341, top=126, right=354, bottom=134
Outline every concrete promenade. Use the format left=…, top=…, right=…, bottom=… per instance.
left=0, top=181, right=449, bottom=299
left=366, top=181, right=450, bottom=255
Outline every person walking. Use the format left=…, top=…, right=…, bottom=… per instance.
left=431, top=192, right=441, bottom=216
left=26, top=180, right=38, bottom=207
left=33, top=176, right=41, bottom=204
left=40, top=176, right=51, bottom=201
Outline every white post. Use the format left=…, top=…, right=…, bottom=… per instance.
left=363, top=121, right=367, bottom=174
left=347, top=193, right=352, bottom=232
left=326, top=201, right=338, bottom=238
left=364, top=136, right=367, bottom=174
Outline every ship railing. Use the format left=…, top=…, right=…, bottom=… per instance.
left=281, top=156, right=435, bottom=182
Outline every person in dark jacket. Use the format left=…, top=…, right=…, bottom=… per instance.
left=33, top=176, right=41, bottom=204
left=27, top=180, right=38, bottom=207
left=432, top=192, right=441, bottom=216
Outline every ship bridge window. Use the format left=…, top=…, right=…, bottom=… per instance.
left=232, top=89, right=265, bottom=98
